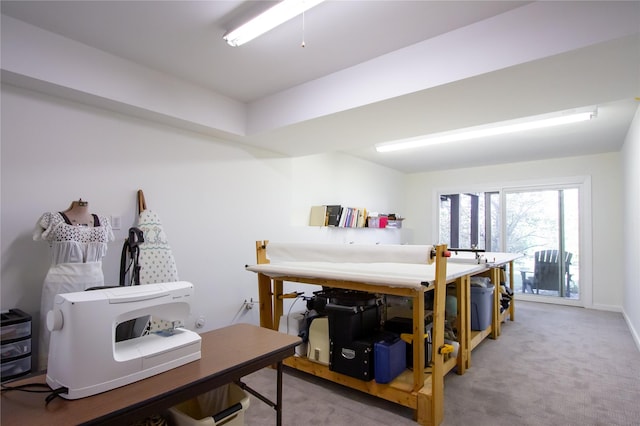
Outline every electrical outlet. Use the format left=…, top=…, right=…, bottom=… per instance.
left=111, top=215, right=122, bottom=230
left=244, top=298, right=257, bottom=310
left=195, top=315, right=205, bottom=329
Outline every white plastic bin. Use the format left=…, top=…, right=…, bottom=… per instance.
left=169, top=383, right=249, bottom=426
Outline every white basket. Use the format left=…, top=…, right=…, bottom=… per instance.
left=168, top=383, right=250, bottom=426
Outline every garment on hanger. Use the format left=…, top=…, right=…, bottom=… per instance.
left=33, top=205, right=114, bottom=370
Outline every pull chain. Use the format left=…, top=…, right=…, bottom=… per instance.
left=301, top=11, right=306, bottom=48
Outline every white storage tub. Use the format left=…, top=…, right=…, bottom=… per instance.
left=169, top=383, right=250, bottom=426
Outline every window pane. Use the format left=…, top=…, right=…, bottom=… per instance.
left=438, top=192, right=500, bottom=250
left=439, top=195, right=451, bottom=245
left=505, top=188, right=580, bottom=299
left=487, top=192, right=500, bottom=251
left=505, top=190, right=559, bottom=255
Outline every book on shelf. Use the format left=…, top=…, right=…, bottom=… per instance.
left=326, top=205, right=342, bottom=226
left=336, top=207, right=367, bottom=228
left=309, top=205, right=399, bottom=228
left=309, top=205, right=327, bottom=226
left=310, top=205, right=343, bottom=226
left=338, top=207, right=348, bottom=227
left=357, top=208, right=367, bottom=228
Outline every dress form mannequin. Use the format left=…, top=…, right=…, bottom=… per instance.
left=62, top=199, right=94, bottom=226
left=33, top=199, right=114, bottom=369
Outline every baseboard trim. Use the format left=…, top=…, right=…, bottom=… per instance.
left=622, top=307, right=640, bottom=352
left=589, top=303, right=622, bottom=312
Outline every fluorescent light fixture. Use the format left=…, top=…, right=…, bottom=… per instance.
left=223, top=0, right=325, bottom=47
left=376, top=108, right=598, bottom=153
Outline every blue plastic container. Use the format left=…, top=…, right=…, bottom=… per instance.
left=470, top=284, right=494, bottom=331
left=374, top=338, right=406, bottom=384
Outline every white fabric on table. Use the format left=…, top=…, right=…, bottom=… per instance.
left=448, top=250, right=522, bottom=266
left=265, top=242, right=435, bottom=264
left=248, top=243, right=517, bottom=289
left=247, top=258, right=485, bottom=289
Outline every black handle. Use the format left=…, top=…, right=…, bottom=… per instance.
left=213, top=402, right=242, bottom=423
left=324, top=303, right=360, bottom=313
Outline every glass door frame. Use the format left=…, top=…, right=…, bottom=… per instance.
left=434, top=175, right=592, bottom=308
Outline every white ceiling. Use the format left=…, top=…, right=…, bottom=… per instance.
left=2, top=1, right=639, bottom=173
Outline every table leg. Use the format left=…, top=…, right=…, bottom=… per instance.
left=276, top=361, right=283, bottom=426
left=236, top=362, right=285, bottom=425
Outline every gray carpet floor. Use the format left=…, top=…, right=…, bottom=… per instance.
left=240, top=301, right=640, bottom=426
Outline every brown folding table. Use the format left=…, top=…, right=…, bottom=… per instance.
left=1, top=323, right=300, bottom=426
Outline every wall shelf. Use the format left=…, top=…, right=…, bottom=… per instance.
left=309, top=205, right=404, bottom=228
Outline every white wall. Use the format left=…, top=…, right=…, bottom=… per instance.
left=404, top=152, right=624, bottom=310
left=622, top=106, right=640, bottom=349
left=0, top=84, right=405, bottom=364
left=289, top=152, right=408, bottom=244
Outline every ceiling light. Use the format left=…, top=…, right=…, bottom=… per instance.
left=223, top=0, right=325, bottom=47
left=376, top=108, right=598, bottom=153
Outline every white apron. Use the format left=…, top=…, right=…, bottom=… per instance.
left=34, top=211, right=114, bottom=370
left=38, top=262, right=105, bottom=370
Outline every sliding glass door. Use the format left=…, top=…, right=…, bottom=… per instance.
left=505, top=188, right=580, bottom=300
left=438, top=181, right=586, bottom=305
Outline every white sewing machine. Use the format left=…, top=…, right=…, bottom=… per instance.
left=46, top=281, right=202, bottom=399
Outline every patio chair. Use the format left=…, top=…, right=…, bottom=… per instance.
left=521, top=250, right=573, bottom=296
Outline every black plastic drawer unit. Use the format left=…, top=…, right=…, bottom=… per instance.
left=1, top=309, right=32, bottom=382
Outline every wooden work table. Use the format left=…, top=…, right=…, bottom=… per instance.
left=249, top=241, right=451, bottom=426
left=247, top=241, right=519, bottom=426
left=1, top=323, right=301, bottom=426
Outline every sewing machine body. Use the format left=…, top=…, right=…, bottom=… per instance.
left=46, top=281, right=201, bottom=399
